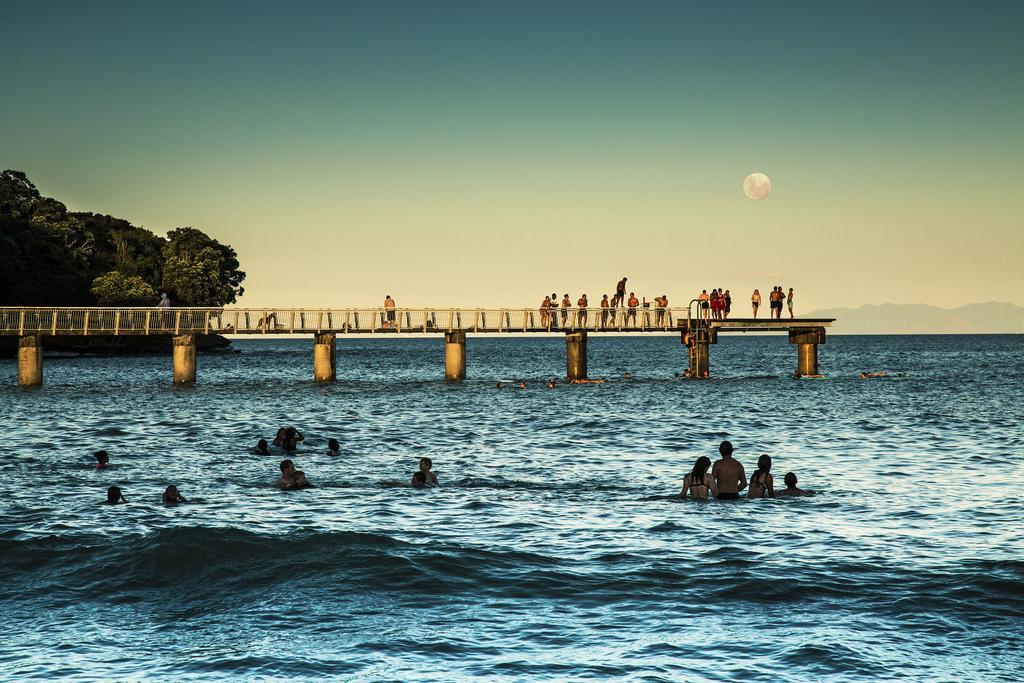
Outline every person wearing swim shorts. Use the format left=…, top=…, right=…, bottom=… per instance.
left=698, top=290, right=710, bottom=319
left=711, top=440, right=747, bottom=500
left=627, top=292, right=639, bottom=326
left=751, top=289, right=761, bottom=318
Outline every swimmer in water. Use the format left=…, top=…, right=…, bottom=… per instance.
left=547, top=378, right=557, bottom=389
left=680, top=456, right=718, bottom=500
left=163, top=485, right=187, bottom=504
left=518, top=381, right=527, bottom=389
left=711, top=440, right=747, bottom=500
left=325, top=438, right=340, bottom=456
left=860, top=371, right=889, bottom=379
left=276, top=459, right=312, bottom=490
left=569, top=378, right=606, bottom=384
left=253, top=439, right=270, bottom=455
left=418, top=457, right=439, bottom=485
left=94, top=450, right=110, bottom=469
left=272, top=427, right=288, bottom=448
left=411, top=471, right=427, bottom=487
left=496, top=382, right=505, bottom=389
left=747, top=454, right=775, bottom=498
left=624, top=372, right=633, bottom=380
left=283, top=427, right=304, bottom=452
left=777, top=472, right=809, bottom=496
left=105, top=486, right=126, bottom=504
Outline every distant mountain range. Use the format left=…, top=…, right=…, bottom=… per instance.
left=803, top=302, right=1024, bottom=334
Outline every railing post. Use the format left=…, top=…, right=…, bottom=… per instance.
left=114, top=310, right=121, bottom=335
left=203, top=310, right=210, bottom=335
left=144, top=310, right=151, bottom=335
left=83, top=310, right=90, bottom=336
left=18, top=310, right=25, bottom=336
left=174, top=310, right=181, bottom=335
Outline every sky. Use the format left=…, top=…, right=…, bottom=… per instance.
left=2, top=1, right=1022, bottom=311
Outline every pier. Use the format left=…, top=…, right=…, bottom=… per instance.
left=1, top=307, right=834, bottom=385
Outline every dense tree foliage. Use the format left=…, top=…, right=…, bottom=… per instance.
left=0, top=170, right=244, bottom=306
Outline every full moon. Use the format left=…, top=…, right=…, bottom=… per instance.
left=743, top=172, right=772, bottom=200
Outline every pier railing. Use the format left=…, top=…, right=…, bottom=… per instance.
left=0, top=306, right=682, bottom=336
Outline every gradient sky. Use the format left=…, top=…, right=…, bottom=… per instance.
left=3, top=1, right=1022, bottom=311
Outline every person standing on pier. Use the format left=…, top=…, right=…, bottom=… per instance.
left=384, top=295, right=396, bottom=326
left=626, top=292, right=639, bottom=327
left=723, top=290, right=732, bottom=320
left=561, top=294, right=571, bottom=325
left=600, top=294, right=610, bottom=328
left=577, top=294, right=588, bottom=326
left=615, top=277, right=627, bottom=305
left=787, top=287, right=795, bottom=319
left=751, top=289, right=761, bottom=318
left=540, top=296, right=552, bottom=327
left=549, top=294, right=559, bottom=328
left=698, top=290, right=710, bottom=319
left=711, top=440, right=747, bottom=500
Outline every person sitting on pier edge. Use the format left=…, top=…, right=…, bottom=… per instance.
left=419, top=457, right=439, bottom=486
left=680, top=456, right=718, bottom=501
left=283, top=426, right=304, bottom=452
left=105, top=486, right=127, bottom=504
left=253, top=439, right=270, bottom=455
left=94, top=450, right=110, bottom=470
left=712, top=441, right=747, bottom=500
left=163, top=485, right=187, bottom=504
left=777, top=472, right=809, bottom=497
left=747, top=454, right=775, bottom=499
left=276, top=459, right=312, bottom=490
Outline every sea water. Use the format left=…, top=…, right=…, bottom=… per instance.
left=1, top=335, right=1022, bottom=681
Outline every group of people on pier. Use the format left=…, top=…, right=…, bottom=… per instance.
left=95, top=435, right=809, bottom=504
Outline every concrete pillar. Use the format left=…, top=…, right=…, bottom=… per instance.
left=444, top=331, right=466, bottom=381
left=172, top=334, right=196, bottom=385
left=18, top=334, right=43, bottom=387
left=789, top=328, right=826, bottom=377
left=566, top=330, right=587, bottom=380
left=685, top=327, right=717, bottom=378
left=314, top=332, right=337, bottom=382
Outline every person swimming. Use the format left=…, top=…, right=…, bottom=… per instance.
left=547, top=378, right=557, bottom=389
left=518, top=381, right=527, bottom=389
left=569, top=378, right=606, bottom=384
left=163, top=485, right=187, bottom=504
left=496, top=382, right=505, bottom=389
left=680, top=456, right=718, bottom=500
left=777, top=472, right=809, bottom=496
left=276, top=459, right=312, bottom=490
left=325, top=438, right=340, bottom=456
left=252, top=439, right=270, bottom=455
left=410, top=471, right=428, bottom=487
left=418, top=457, right=439, bottom=486
left=105, top=486, right=126, bottom=504
left=272, top=427, right=288, bottom=448
left=747, top=454, right=775, bottom=498
left=94, top=450, right=109, bottom=469
left=624, top=372, right=633, bottom=380
left=283, top=427, right=304, bottom=452
left=860, top=371, right=889, bottom=379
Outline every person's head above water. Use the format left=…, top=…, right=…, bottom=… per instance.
left=256, top=439, right=269, bottom=453
left=496, top=382, right=504, bottom=389
left=547, top=378, right=556, bottom=388
left=327, top=438, right=340, bottom=452
left=94, top=450, right=109, bottom=467
left=719, top=441, right=734, bottom=457
left=756, top=454, right=772, bottom=473
left=784, top=472, right=798, bottom=488
left=106, top=486, right=125, bottom=504
left=163, top=485, right=184, bottom=503
left=419, top=457, right=433, bottom=472
left=411, top=471, right=427, bottom=487
left=518, top=381, right=526, bottom=389
left=691, top=455, right=712, bottom=479
left=280, top=459, right=295, bottom=474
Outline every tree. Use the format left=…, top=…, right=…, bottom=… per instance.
left=90, top=271, right=158, bottom=305
left=161, top=227, right=245, bottom=306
